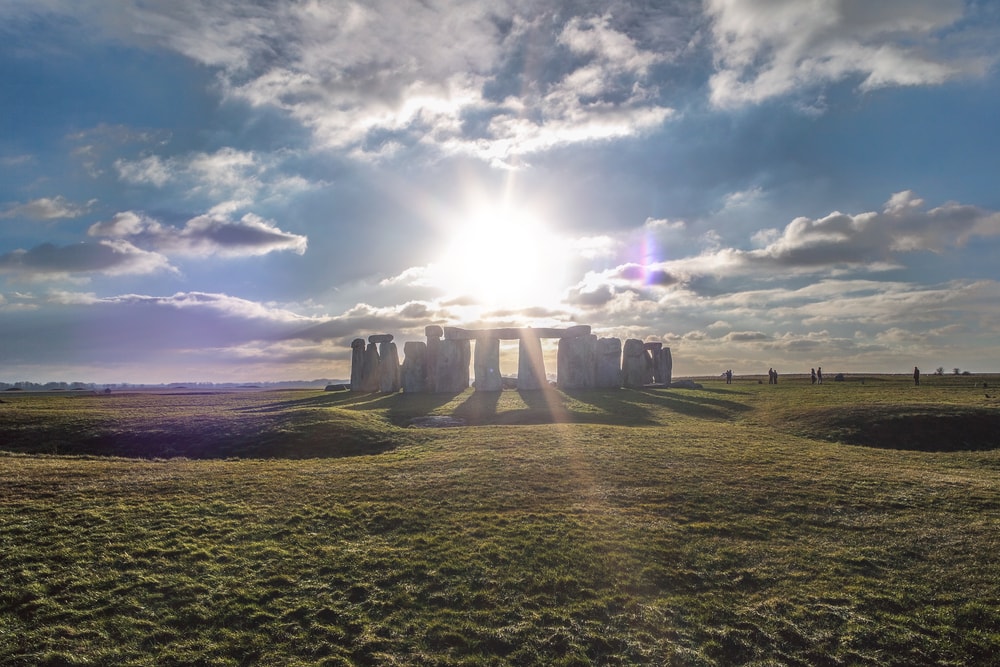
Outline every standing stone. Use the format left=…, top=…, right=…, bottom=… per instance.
left=350, top=338, right=366, bottom=391
left=659, top=346, right=672, bottom=387
left=377, top=341, right=401, bottom=393
left=361, top=343, right=381, bottom=392
left=645, top=342, right=663, bottom=385
left=622, top=339, right=647, bottom=388
left=435, top=338, right=470, bottom=393
left=401, top=341, right=428, bottom=393
left=425, top=326, right=443, bottom=392
left=474, top=338, right=502, bottom=392
left=595, top=337, right=622, bottom=388
left=557, top=334, right=596, bottom=389
left=517, top=332, right=547, bottom=390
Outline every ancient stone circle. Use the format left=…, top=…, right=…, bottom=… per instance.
left=350, top=325, right=672, bottom=393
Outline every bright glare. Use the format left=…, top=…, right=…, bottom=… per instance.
left=437, top=206, right=568, bottom=310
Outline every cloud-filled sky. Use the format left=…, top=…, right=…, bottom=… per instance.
left=2, top=0, right=999, bottom=383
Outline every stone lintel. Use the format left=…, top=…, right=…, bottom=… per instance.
left=643, top=342, right=663, bottom=351
left=368, top=333, right=394, bottom=344
left=425, top=325, right=444, bottom=339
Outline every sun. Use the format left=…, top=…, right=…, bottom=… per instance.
left=436, top=205, right=569, bottom=310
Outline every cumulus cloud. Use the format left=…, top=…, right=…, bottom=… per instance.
left=88, top=210, right=308, bottom=258
left=35, top=2, right=683, bottom=165
left=0, top=196, right=95, bottom=220
left=705, top=0, right=988, bottom=108
left=748, top=191, right=1000, bottom=266
left=648, top=191, right=1000, bottom=282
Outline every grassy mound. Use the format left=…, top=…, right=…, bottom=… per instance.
left=0, top=391, right=418, bottom=459
left=785, top=404, right=1000, bottom=452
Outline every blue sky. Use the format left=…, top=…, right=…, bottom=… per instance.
left=1, top=0, right=999, bottom=384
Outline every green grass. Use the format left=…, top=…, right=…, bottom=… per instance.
left=1, top=376, right=997, bottom=665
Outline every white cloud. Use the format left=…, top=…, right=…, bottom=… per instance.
left=114, top=155, right=173, bottom=187
left=44, top=2, right=681, bottom=165
left=0, top=196, right=95, bottom=220
left=705, top=0, right=988, bottom=108
left=88, top=210, right=308, bottom=258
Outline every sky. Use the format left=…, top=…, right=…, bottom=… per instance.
left=2, top=0, right=999, bottom=384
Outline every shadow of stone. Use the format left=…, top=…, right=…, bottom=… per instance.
left=632, top=388, right=754, bottom=420
left=452, top=390, right=502, bottom=424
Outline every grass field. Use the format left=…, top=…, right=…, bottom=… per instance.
left=1, top=374, right=998, bottom=665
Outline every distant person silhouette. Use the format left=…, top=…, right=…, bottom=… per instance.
left=811, top=368, right=817, bottom=385
left=817, top=367, right=823, bottom=384
left=913, top=366, right=920, bottom=386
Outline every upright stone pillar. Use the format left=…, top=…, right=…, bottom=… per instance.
left=425, top=325, right=443, bottom=392
left=350, top=338, right=366, bottom=391
left=645, top=342, right=663, bottom=385
left=401, top=341, right=428, bottom=393
left=659, top=346, right=672, bottom=387
left=361, top=342, right=380, bottom=392
left=474, top=337, right=502, bottom=392
left=517, top=331, right=546, bottom=390
left=557, top=333, right=596, bottom=389
left=622, top=338, right=647, bottom=388
left=595, top=337, right=622, bottom=388
left=435, top=338, right=470, bottom=393
left=377, top=341, right=401, bottom=393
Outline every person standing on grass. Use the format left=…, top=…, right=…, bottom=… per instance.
left=811, top=368, right=817, bottom=384
left=817, top=367, right=823, bottom=384
left=913, top=366, right=920, bottom=386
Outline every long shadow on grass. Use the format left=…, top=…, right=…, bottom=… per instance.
left=562, top=387, right=751, bottom=423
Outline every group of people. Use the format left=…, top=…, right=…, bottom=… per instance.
left=719, top=365, right=920, bottom=385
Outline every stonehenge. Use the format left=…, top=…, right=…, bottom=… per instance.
left=348, top=325, right=673, bottom=394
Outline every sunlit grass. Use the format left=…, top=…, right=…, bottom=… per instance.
left=1, top=377, right=997, bottom=665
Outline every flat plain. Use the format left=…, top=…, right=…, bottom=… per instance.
left=1, top=374, right=997, bottom=665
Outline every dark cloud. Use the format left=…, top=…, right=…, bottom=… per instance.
left=722, top=331, right=770, bottom=342
left=89, top=211, right=308, bottom=258
left=0, top=241, right=171, bottom=279
left=566, top=284, right=615, bottom=307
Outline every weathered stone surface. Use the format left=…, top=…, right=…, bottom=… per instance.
left=557, top=334, right=596, bottom=389
left=350, top=338, right=366, bottom=391
left=401, top=341, right=428, bottom=393
left=377, top=341, right=401, bottom=393
left=361, top=343, right=380, bottom=392
left=368, top=333, right=394, bottom=344
left=435, top=338, right=470, bottom=393
left=473, top=338, right=502, bottom=392
left=622, top=338, right=647, bottom=388
left=425, top=325, right=443, bottom=339
left=595, top=337, right=622, bottom=388
left=645, top=342, right=664, bottom=385
left=659, top=346, right=672, bottom=387
left=517, top=334, right=546, bottom=390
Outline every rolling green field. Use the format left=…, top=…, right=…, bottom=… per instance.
left=1, top=375, right=998, bottom=665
